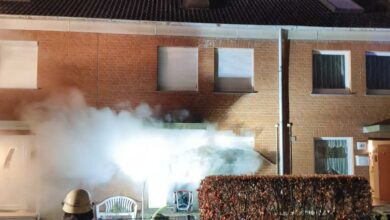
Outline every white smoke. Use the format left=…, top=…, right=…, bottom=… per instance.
left=20, top=89, right=262, bottom=217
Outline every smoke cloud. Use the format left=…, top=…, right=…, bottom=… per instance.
left=19, top=89, right=262, bottom=218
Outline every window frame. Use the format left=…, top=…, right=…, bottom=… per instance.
left=312, top=50, right=351, bottom=95
left=313, top=137, right=354, bottom=175
left=214, top=48, right=255, bottom=93
left=157, top=46, right=199, bottom=92
left=365, top=51, right=390, bottom=95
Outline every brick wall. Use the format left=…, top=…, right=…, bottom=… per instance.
left=289, top=40, right=390, bottom=179
left=1, top=29, right=390, bottom=178
left=0, top=30, right=279, bottom=175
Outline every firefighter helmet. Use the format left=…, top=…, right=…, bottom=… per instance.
left=62, top=189, right=92, bottom=214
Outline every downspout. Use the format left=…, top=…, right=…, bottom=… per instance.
left=278, top=29, right=292, bottom=175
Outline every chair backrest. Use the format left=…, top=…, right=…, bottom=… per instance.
left=174, top=190, right=193, bottom=212
left=95, top=196, right=137, bottom=219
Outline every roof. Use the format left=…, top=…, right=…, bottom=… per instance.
left=368, top=119, right=390, bottom=126
left=0, top=0, right=389, bottom=28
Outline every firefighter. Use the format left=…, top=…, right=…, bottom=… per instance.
left=62, top=189, right=94, bottom=220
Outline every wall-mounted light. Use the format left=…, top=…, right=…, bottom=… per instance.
left=368, top=140, right=374, bottom=153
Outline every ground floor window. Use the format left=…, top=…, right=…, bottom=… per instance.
left=314, top=137, right=353, bottom=175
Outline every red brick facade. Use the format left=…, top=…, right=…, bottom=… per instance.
left=290, top=41, right=390, bottom=178
left=1, top=29, right=390, bottom=178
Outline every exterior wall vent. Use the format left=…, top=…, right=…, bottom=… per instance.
left=182, top=0, right=210, bottom=8
left=320, top=0, right=364, bottom=12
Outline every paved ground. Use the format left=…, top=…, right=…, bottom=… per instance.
left=373, top=204, right=390, bottom=220
left=142, top=207, right=199, bottom=220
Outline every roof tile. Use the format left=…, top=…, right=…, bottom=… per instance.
left=0, top=0, right=388, bottom=28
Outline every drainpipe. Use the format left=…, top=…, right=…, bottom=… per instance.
left=278, top=29, right=292, bottom=175
left=275, top=123, right=280, bottom=173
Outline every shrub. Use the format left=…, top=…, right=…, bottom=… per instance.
left=198, top=175, right=372, bottom=219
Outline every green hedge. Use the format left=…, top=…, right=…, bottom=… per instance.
left=198, top=175, right=372, bottom=219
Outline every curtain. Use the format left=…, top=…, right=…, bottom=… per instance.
left=366, top=55, right=390, bottom=90
left=313, top=54, right=345, bottom=89
left=315, top=139, right=348, bottom=174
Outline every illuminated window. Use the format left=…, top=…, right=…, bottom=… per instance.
left=312, top=50, right=351, bottom=94
left=157, top=47, right=198, bottom=91
left=366, top=52, right=390, bottom=95
left=0, top=41, right=38, bottom=89
left=215, top=48, right=254, bottom=93
left=314, top=137, right=353, bottom=175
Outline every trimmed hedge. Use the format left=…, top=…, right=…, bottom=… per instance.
left=198, top=175, right=372, bottom=219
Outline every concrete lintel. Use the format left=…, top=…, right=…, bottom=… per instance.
left=0, top=15, right=389, bottom=42
left=70, top=20, right=156, bottom=35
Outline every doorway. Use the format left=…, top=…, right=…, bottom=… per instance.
left=369, top=140, right=390, bottom=203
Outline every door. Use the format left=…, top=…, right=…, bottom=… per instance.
left=0, top=135, right=34, bottom=210
left=378, top=145, right=390, bottom=201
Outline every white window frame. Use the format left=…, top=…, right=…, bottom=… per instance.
left=157, top=47, right=198, bottom=92
left=365, top=51, right=390, bottom=95
left=215, top=48, right=254, bottom=93
left=0, top=40, right=38, bottom=89
left=314, top=137, right=354, bottom=175
left=312, top=50, right=351, bottom=95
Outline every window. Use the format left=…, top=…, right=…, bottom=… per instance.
left=312, top=50, right=351, bottom=94
left=0, top=40, right=38, bottom=89
left=157, top=47, right=198, bottom=91
left=314, top=137, right=353, bottom=175
left=215, top=48, right=254, bottom=93
left=366, top=52, right=390, bottom=95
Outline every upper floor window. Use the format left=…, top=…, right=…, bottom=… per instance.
left=366, top=52, right=390, bottom=95
left=157, top=47, right=198, bottom=91
left=0, top=40, right=38, bottom=89
left=312, top=50, right=351, bottom=94
left=314, top=137, right=353, bottom=175
left=215, top=48, right=254, bottom=93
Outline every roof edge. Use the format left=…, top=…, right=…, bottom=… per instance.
left=0, top=14, right=389, bottom=41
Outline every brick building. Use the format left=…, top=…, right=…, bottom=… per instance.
left=0, top=0, right=389, bottom=218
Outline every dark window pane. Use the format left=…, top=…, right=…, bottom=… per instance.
left=366, top=55, right=390, bottom=90
left=313, top=54, right=346, bottom=89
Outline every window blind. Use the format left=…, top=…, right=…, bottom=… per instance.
left=157, top=47, right=198, bottom=91
left=0, top=41, right=38, bottom=89
left=215, top=48, right=254, bottom=92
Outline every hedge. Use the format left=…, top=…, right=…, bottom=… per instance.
left=198, top=175, right=372, bottom=219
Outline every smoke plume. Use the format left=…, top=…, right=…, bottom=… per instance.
left=19, top=89, right=262, bottom=218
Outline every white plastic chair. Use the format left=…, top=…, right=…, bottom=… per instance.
left=95, top=196, right=137, bottom=220
left=173, top=190, right=193, bottom=212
